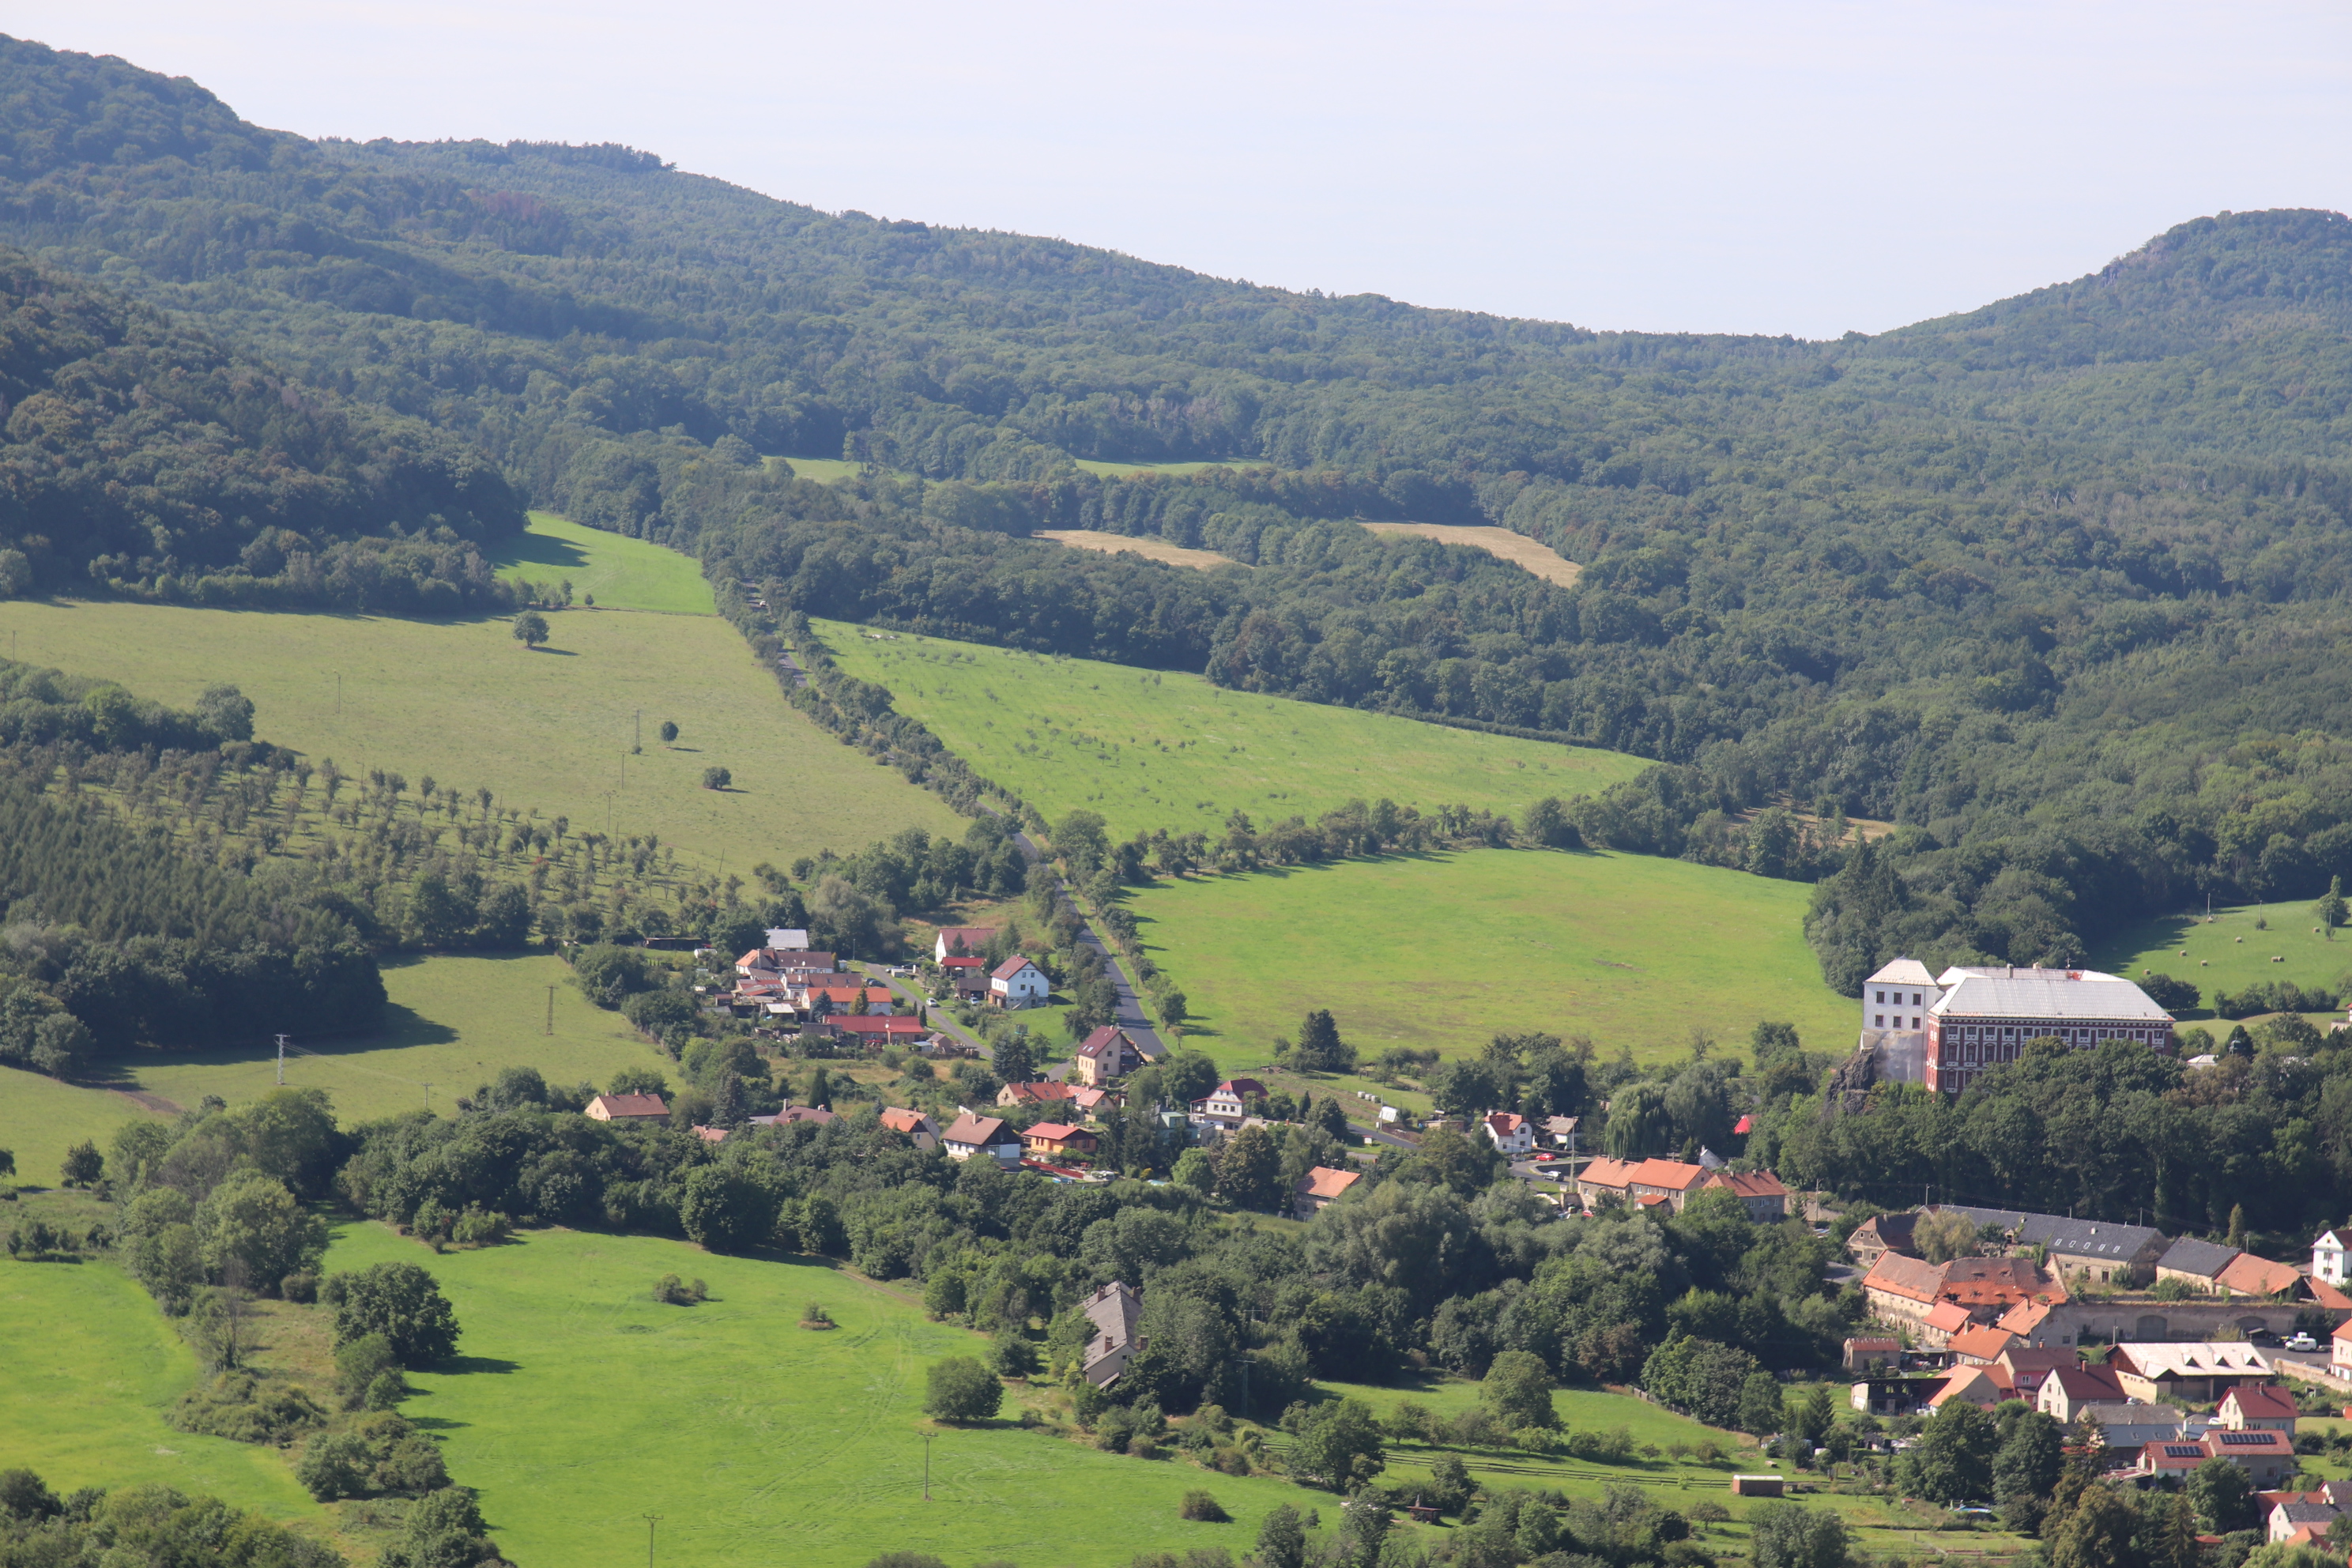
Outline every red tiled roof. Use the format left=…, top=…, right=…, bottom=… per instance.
left=1924, top=1301, right=1973, bottom=1333
left=1704, top=1170, right=1790, bottom=1199
left=1486, top=1112, right=1526, bottom=1133
left=692, top=1125, right=729, bottom=1143
left=878, top=1106, right=932, bottom=1135
left=1577, top=1157, right=1642, bottom=1190
left=934, top=926, right=996, bottom=952
left=993, top=956, right=1041, bottom=981
left=827, top=1014, right=927, bottom=1035
left=1026, top=1122, right=1095, bottom=1144
left=1297, top=1166, right=1361, bottom=1201
left=1864, top=1253, right=1950, bottom=1304
left=941, top=956, right=984, bottom=970
left=1947, top=1326, right=2018, bottom=1363
left=2218, top=1253, right=2303, bottom=1297
left=2222, top=1385, right=2300, bottom=1419
left=588, top=1092, right=669, bottom=1120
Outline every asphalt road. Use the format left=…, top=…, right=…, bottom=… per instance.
left=1003, top=824, right=1166, bottom=1060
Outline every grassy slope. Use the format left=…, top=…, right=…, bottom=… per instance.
left=0, top=1255, right=325, bottom=1519
left=325, top=1222, right=1317, bottom=1568
left=0, top=599, right=963, bottom=871
left=492, top=512, right=718, bottom=615
left=813, top=620, right=1649, bottom=842
left=1130, top=848, right=1853, bottom=1071
left=0, top=953, right=669, bottom=1185
left=2097, top=897, right=2352, bottom=1023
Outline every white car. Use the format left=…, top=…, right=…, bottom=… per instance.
left=2285, top=1332, right=2319, bottom=1351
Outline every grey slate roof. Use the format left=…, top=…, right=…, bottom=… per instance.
left=2157, top=1237, right=2242, bottom=1279
left=1937, top=1205, right=2165, bottom=1263
left=1932, top=973, right=2173, bottom=1023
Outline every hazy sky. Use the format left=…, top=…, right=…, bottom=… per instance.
left=17, top=1, right=2351, bottom=337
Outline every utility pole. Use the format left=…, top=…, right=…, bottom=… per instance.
left=423, top=1083, right=433, bottom=1113
left=923, top=1433, right=933, bottom=1501
left=635, top=709, right=642, bottom=753
left=545, top=986, right=556, bottom=1036
left=643, top=1514, right=662, bottom=1568
left=336, top=673, right=341, bottom=714
left=276, top=1034, right=288, bottom=1086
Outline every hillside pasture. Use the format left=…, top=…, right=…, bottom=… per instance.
left=1359, top=522, right=1583, bottom=588
left=0, top=953, right=669, bottom=1184
left=490, top=511, right=718, bottom=614
left=0, top=1250, right=326, bottom=1522
left=2098, top=897, right=2352, bottom=1023
left=323, top=1221, right=1321, bottom=1568
left=1126, top=846, right=1853, bottom=1071
left=0, top=597, right=963, bottom=869
left=812, top=620, right=1649, bottom=842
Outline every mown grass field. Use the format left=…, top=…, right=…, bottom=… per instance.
left=1128, top=847, right=1854, bottom=1072
left=0, top=1250, right=326, bottom=1522
left=2097, top=897, right=2352, bottom=1023
left=812, top=620, right=1649, bottom=842
left=324, top=1221, right=1323, bottom=1568
left=492, top=511, right=718, bottom=614
left=0, top=597, right=963, bottom=870
left=0, top=953, right=669, bottom=1185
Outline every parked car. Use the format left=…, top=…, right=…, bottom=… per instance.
left=2286, top=1332, right=2319, bottom=1351
left=888, top=964, right=918, bottom=977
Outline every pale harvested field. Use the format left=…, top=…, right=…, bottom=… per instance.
left=1360, top=522, right=1583, bottom=586
left=1031, top=530, right=1239, bottom=571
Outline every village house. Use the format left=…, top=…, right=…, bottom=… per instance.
left=748, top=1104, right=835, bottom=1129
left=2154, top=1238, right=2245, bottom=1295
left=2203, top=1428, right=2298, bottom=1487
left=941, top=1111, right=1022, bottom=1167
left=1573, top=1157, right=1789, bottom=1218
left=933, top=926, right=997, bottom=962
left=2133, top=1442, right=2211, bottom=1484
left=1846, top=1212, right=1920, bottom=1270
left=1483, top=1112, right=1534, bottom=1157
left=1928, top=1364, right=2009, bottom=1412
left=584, top=1092, right=669, bottom=1123
left=2267, top=1502, right=2343, bottom=1547
left=766, top=928, right=811, bottom=951
left=2075, top=1401, right=2192, bottom=1454
left=1842, top=1336, right=1902, bottom=1373
left=997, top=1081, right=1080, bottom=1111
left=811, top=1014, right=934, bottom=1050
left=2035, top=1363, right=2127, bottom=1422
left=1925, top=1206, right=2167, bottom=1287
left=989, top=956, right=1050, bottom=1009
left=1947, top=1325, right=2018, bottom=1366
left=1538, top=1116, right=1578, bottom=1154
left=2218, top=1383, right=2300, bottom=1435
left=1997, top=1347, right=2082, bottom=1403
left=878, top=1106, right=939, bottom=1151
left=2107, top=1343, right=2275, bottom=1404
left=1864, top=1253, right=2064, bottom=1348
left=1074, top=1025, right=1153, bottom=1087
left=2335, top=1317, right=2352, bottom=1376
left=941, top=962, right=990, bottom=1004
left=1080, top=1281, right=1144, bottom=1388
left=1706, top=1169, right=1792, bottom=1222
left=1023, top=1122, right=1099, bottom=1161
left=1294, top=1165, right=1362, bottom=1220
left=1070, top=1086, right=1122, bottom=1121
left=2315, top=1230, right=2351, bottom=1287
left=691, top=1125, right=729, bottom=1144
left=1189, top=1078, right=1267, bottom=1131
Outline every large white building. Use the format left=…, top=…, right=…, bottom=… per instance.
left=1857, top=959, right=2176, bottom=1094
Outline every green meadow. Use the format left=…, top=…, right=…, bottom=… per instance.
left=0, top=597, right=962, bottom=871
left=2097, top=896, right=2352, bottom=1023
left=0, top=953, right=669, bottom=1185
left=0, top=1252, right=326, bottom=1521
left=492, top=511, right=718, bottom=615
left=1128, top=847, right=1854, bottom=1072
left=323, top=1221, right=1321, bottom=1568
left=812, top=620, right=1649, bottom=842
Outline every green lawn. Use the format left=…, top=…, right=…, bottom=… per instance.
left=0, top=1255, right=326, bottom=1521
left=2096, top=896, right=2352, bottom=1023
left=323, top=1222, right=1321, bottom=1568
left=0, top=953, right=670, bottom=1183
left=0, top=597, right=963, bottom=870
left=813, top=620, right=1649, bottom=842
left=1129, top=847, right=1853, bottom=1072
left=491, top=512, right=718, bottom=615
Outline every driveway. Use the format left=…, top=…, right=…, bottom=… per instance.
left=1002, top=824, right=1166, bottom=1060
left=852, top=962, right=992, bottom=1061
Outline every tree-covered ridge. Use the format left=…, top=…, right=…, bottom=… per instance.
left=0, top=241, right=526, bottom=607
left=9, top=36, right=2352, bottom=984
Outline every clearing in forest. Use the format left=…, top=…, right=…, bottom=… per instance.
left=1359, top=522, right=1583, bottom=588
left=812, top=621, right=1648, bottom=842
left=0, top=953, right=670, bottom=1185
left=1031, top=530, right=1240, bottom=571
left=1127, top=846, right=1853, bottom=1072
left=0, top=597, right=963, bottom=869
left=2097, top=897, right=2352, bottom=1023
left=490, top=511, right=718, bottom=615
left=322, top=1222, right=1322, bottom=1568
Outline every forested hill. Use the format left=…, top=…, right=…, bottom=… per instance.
left=0, top=244, right=526, bottom=609
left=6, top=33, right=2352, bottom=991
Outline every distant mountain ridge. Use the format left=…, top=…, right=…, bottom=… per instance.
left=6, top=32, right=2352, bottom=993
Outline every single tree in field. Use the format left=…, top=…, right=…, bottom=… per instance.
left=58, top=1140, right=102, bottom=1187
left=322, top=1261, right=462, bottom=1366
left=1479, top=1349, right=1559, bottom=1430
left=1214, top=1124, right=1281, bottom=1211
left=658, top=720, right=679, bottom=744
left=924, top=1355, right=1002, bottom=1423
left=1293, top=1008, right=1355, bottom=1073
left=702, top=766, right=732, bottom=790
left=512, top=611, right=549, bottom=650
left=2320, top=876, right=2347, bottom=940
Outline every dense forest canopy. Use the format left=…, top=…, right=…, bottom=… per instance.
left=4, top=36, right=2352, bottom=986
